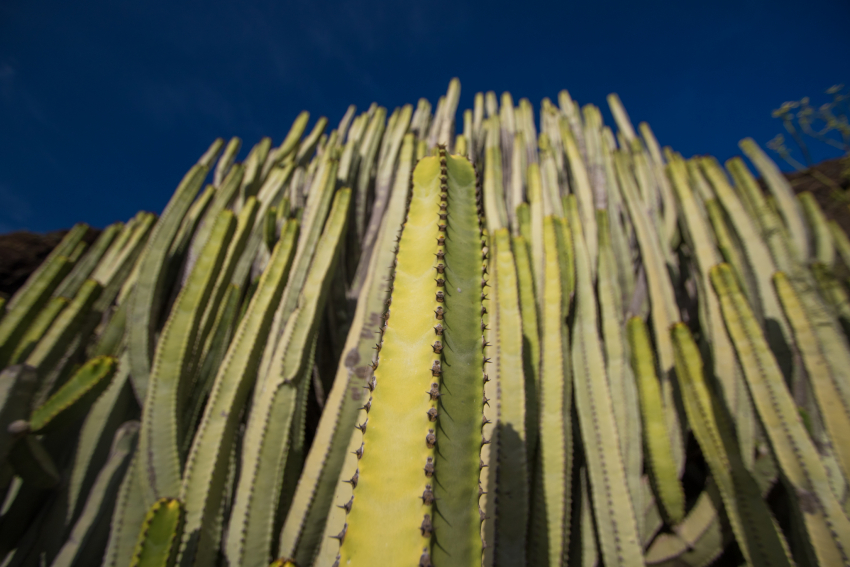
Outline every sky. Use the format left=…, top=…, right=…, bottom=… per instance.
left=1, top=0, right=848, bottom=233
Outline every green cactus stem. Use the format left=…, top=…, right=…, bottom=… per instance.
left=130, top=498, right=184, bottom=567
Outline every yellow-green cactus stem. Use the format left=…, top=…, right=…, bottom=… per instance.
left=130, top=498, right=184, bottom=567
left=29, top=355, right=117, bottom=434
left=336, top=151, right=442, bottom=566
left=337, top=148, right=483, bottom=567
left=529, top=215, right=572, bottom=567
left=278, top=135, right=415, bottom=566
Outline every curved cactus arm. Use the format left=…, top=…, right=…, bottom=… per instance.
left=54, top=222, right=122, bottom=300
left=489, top=228, right=528, bottom=566
left=225, top=189, right=350, bottom=567
left=607, top=93, right=637, bottom=143
left=188, top=198, right=259, bottom=385
left=176, top=222, right=299, bottom=567
left=529, top=215, right=572, bottom=567
left=278, top=112, right=312, bottom=165
left=277, top=138, right=414, bottom=566
left=138, top=210, right=235, bottom=504
left=295, top=117, right=328, bottom=167
left=711, top=263, right=850, bottom=566
left=671, top=322, right=794, bottom=566
left=196, top=138, right=224, bottom=170
left=0, top=256, right=72, bottom=369
left=571, top=201, right=642, bottom=567
left=128, top=163, right=209, bottom=402
left=130, top=498, right=184, bottom=567
left=703, top=198, right=757, bottom=311
left=50, top=421, right=138, bottom=567
left=725, top=157, right=795, bottom=273
left=29, top=355, right=117, bottom=434
left=213, top=137, right=241, bottom=188
left=539, top=135, right=564, bottom=219
left=739, top=138, right=810, bottom=264
left=233, top=167, right=297, bottom=290
left=336, top=113, right=366, bottom=190
left=599, top=134, right=635, bottom=308
left=5, top=223, right=87, bottom=313
left=66, top=354, right=134, bottom=527
left=95, top=213, right=157, bottom=300
left=774, top=271, right=850, bottom=485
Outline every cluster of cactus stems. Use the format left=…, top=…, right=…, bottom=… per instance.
left=2, top=78, right=850, bottom=567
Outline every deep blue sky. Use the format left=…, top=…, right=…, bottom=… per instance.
left=1, top=0, right=848, bottom=233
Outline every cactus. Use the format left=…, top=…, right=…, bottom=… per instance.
left=5, top=80, right=850, bottom=567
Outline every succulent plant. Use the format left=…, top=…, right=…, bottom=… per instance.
left=0, top=79, right=849, bottom=567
